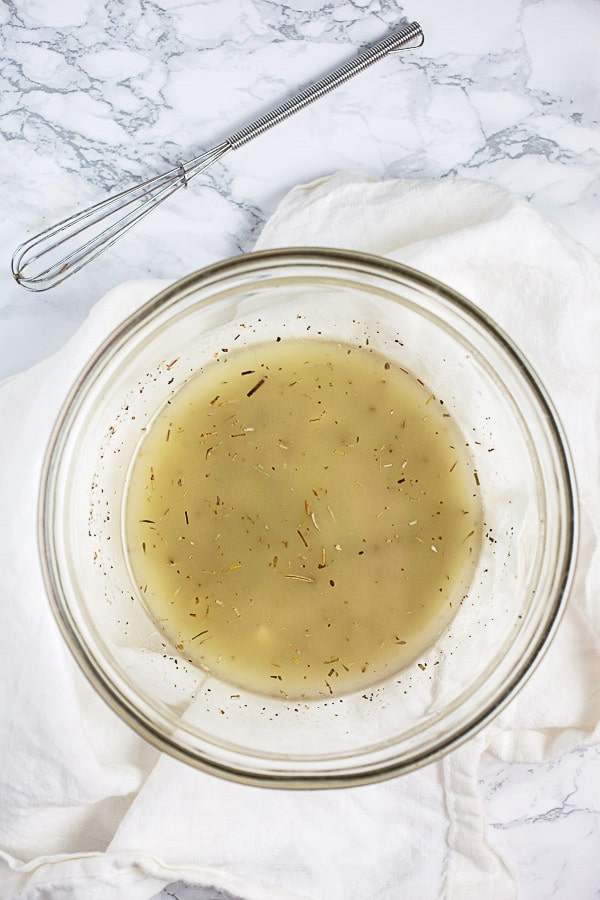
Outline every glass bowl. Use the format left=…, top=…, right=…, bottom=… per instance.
left=40, top=248, right=577, bottom=786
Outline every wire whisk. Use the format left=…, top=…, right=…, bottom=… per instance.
left=12, top=21, right=423, bottom=292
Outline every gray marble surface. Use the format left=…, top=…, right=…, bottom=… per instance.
left=1, top=1, right=599, bottom=898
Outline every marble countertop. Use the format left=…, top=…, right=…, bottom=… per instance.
left=1, top=1, right=599, bottom=898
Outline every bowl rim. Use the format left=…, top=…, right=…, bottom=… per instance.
left=39, top=247, right=578, bottom=787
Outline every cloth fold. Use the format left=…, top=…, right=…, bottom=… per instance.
left=1, top=175, right=598, bottom=900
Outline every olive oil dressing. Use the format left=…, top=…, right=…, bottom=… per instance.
left=125, top=339, right=481, bottom=699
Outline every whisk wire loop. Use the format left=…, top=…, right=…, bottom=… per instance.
left=12, top=142, right=231, bottom=291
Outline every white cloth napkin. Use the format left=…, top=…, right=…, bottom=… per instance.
left=1, top=175, right=598, bottom=900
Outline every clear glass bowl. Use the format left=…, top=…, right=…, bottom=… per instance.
left=40, top=248, right=577, bottom=786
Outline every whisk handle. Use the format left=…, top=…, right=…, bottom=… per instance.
left=226, top=21, right=423, bottom=150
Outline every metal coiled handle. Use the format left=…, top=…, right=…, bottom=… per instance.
left=227, top=21, right=423, bottom=149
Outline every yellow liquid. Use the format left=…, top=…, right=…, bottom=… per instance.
left=125, top=340, right=481, bottom=699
